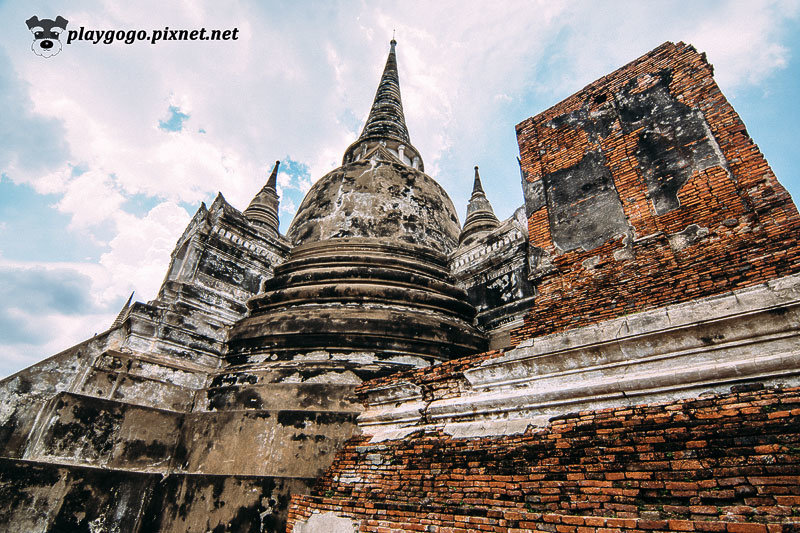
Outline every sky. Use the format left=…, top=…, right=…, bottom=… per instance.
left=0, top=0, right=798, bottom=378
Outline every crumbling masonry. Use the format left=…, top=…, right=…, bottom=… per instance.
left=1, top=41, right=799, bottom=533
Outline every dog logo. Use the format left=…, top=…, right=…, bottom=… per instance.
left=26, top=16, right=69, bottom=58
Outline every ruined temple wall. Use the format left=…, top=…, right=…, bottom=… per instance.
left=0, top=458, right=314, bottom=532
left=0, top=194, right=302, bottom=532
left=134, top=195, right=290, bottom=366
left=513, top=41, right=800, bottom=345
left=0, top=193, right=291, bottom=461
left=288, top=385, right=800, bottom=532
left=0, top=332, right=121, bottom=459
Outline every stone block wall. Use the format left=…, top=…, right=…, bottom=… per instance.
left=288, top=385, right=800, bottom=532
left=513, top=41, right=800, bottom=345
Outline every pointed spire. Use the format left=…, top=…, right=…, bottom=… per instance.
left=111, top=291, right=134, bottom=329
left=359, top=38, right=409, bottom=144
left=459, top=166, right=500, bottom=246
left=244, top=161, right=281, bottom=234
left=265, top=159, right=278, bottom=190
left=342, top=39, right=423, bottom=170
left=472, top=165, right=485, bottom=194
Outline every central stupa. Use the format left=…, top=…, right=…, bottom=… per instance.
left=227, top=40, right=487, bottom=366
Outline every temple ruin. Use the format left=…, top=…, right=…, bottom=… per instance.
left=1, top=40, right=799, bottom=533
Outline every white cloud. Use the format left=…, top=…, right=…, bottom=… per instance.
left=686, top=1, right=794, bottom=90
left=0, top=259, right=117, bottom=376
left=0, top=309, right=116, bottom=378
left=280, top=197, right=297, bottom=215
left=55, top=170, right=126, bottom=230
left=276, top=171, right=292, bottom=190
left=98, top=201, right=191, bottom=305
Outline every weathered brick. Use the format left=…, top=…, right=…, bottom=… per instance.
left=726, top=524, right=768, bottom=533
left=510, top=41, right=800, bottom=347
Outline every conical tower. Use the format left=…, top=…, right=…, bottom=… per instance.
left=459, top=166, right=500, bottom=246
left=342, top=39, right=423, bottom=170
left=228, top=40, right=487, bottom=365
left=243, top=160, right=280, bottom=234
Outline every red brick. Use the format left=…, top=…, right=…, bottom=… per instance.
left=668, top=520, right=696, bottom=531
left=726, top=524, right=768, bottom=533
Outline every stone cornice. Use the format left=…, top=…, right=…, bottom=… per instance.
left=359, top=272, right=800, bottom=441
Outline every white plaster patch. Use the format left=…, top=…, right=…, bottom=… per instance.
left=365, top=381, right=423, bottom=405
left=368, top=425, right=425, bottom=443
left=582, top=256, right=601, bottom=270
left=292, top=351, right=331, bottom=361
left=293, top=511, right=360, bottom=533
left=333, top=352, right=377, bottom=364
left=385, top=355, right=429, bottom=367
left=442, top=417, right=546, bottom=439
left=667, top=224, right=709, bottom=252
left=303, top=371, right=362, bottom=384
left=279, top=372, right=304, bottom=383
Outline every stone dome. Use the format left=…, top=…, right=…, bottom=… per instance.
left=287, top=158, right=462, bottom=254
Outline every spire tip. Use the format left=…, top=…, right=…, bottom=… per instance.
left=265, top=160, right=280, bottom=191
left=472, top=166, right=485, bottom=194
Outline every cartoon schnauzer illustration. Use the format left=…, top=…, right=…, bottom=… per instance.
left=26, top=16, right=69, bottom=58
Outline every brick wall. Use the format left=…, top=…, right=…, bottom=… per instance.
left=288, top=385, right=800, bottom=531
left=512, top=42, right=800, bottom=345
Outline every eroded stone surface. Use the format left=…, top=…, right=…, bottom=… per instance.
left=287, top=160, right=461, bottom=254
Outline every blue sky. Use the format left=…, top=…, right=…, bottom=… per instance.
left=0, top=0, right=798, bottom=377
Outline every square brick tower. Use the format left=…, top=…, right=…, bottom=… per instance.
left=514, top=41, right=800, bottom=342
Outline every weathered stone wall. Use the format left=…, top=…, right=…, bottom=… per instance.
left=0, top=458, right=314, bottom=532
left=0, top=331, right=122, bottom=459
left=0, top=193, right=305, bottom=532
left=353, top=273, right=800, bottom=440
left=513, top=41, right=800, bottom=345
left=24, top=392, right=182, bottom=471
left=0, top=459, right=156, bottom=532
left=130, top=193, right=290, bottom=366
left=288, top=384, right=800, bottom=532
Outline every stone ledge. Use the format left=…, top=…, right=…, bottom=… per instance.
left=359, top=272, right=800, bottom=436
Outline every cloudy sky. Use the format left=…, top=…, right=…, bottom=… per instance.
left=1, top=0, right=798, bottom=377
